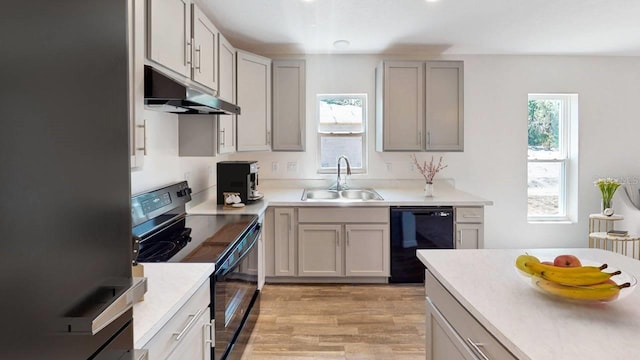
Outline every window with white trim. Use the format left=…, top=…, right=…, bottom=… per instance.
left=527, top=93, right=578, bottom=221
left=317, top=94, right=367, bottom=173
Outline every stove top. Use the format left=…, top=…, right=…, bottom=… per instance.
left=131, top=181, right=258, bottom=264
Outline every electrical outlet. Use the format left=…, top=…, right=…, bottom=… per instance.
left=208, top=166, right=213, bottom=176
left=184, top=172, right=192, bottom=183
left=386, top=162, right=393, bottom=172
left=287, top=161, right=297, bottom=173
left=272, top=162, right=279, bottom=172
left=409, top=163, right=415, bottom=172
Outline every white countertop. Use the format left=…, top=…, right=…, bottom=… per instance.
left=132, top=262, right=215, bottom=349
left=417, top=248, right=640, bottom=360
left=188, top=184, right=492, bottom=215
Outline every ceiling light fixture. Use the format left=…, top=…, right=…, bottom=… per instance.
left=333, top=40, right=350, bottom=49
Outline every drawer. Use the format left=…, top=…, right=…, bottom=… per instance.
left=426, top=270, right=517, bottom=360
left=455, top=207, right=483, bottom=223
left=298, top=207, right=389, bottom=223
left=143, top=281, right=210, bottom=359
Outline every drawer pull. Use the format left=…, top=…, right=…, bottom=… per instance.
left=463, top=214, right=481, bottom=218
left=174, top=307, right=204, bottom=341
left=466, top=338, right=490, bottom=360
left=204, top=320, right=214, bottom=347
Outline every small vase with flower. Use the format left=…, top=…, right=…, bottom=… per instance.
left=411, top=154, right=448, bottom=197
left=594, top=177, right=621, bottom=216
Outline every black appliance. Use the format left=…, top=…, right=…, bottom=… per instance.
left=2, top=2, right=147, bottom=359
left=132, top=181, right=260, bottom=360
left=144, top=65, right=241, bottom=115
left=217, top=161, right=263, bottom=204
left=390, top=207, right=455, bottom=283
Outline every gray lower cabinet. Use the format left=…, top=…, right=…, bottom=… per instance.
left=273, top=208, right=296, bottom=276
left=265, top=207, right=390, bottom=281
left=426, top=270, right=517, bottom=360
left=376, top=60, right=464, bottom=152
left=272, top=59, right=305, bottom=151
left=298, top=224, right=343, bottom=277
left=455, top=207, right=484, bottom=249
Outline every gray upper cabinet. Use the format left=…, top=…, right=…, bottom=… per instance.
left=376, top=61, right=424, bottom=151
left=217, top=33, right=236, bottom=154
left=147, top=0, right=219, bottom=93
left=425, top=61, right=464, bottom=151
left=236, top=50, right=272, bottom=152
left=272, top=59, right=306, bottom=151
left=376, top=60, right=464, bottom=152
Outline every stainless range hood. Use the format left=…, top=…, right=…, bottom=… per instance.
left=144, top=65, right=240, bottom=115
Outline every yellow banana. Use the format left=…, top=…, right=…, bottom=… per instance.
left=540, top=269, right=621, bottom=286
left=532, top=276, right=630, bottom=301
left=515, top=254, right=540, bottom=275
left=515, top=254, right=607, bottom=276
left=526, top=261, right=607, bottom=275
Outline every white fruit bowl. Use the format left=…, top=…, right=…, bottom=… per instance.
left=518, top=259, right=637, bottom=304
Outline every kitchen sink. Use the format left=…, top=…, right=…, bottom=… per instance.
left=301, top=188, right=384, bottom=201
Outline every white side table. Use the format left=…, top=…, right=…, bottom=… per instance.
left=589, top=232, right=640, bottom=260
left=588, top=213, right=624, bottom=234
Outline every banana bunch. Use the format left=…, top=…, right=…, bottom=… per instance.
left=515, top=254, right=631, bottom=302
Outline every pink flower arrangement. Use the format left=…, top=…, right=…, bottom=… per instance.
left=411, top=154, right=448, bottom=184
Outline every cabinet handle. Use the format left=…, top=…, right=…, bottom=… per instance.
left=195, top=45, right=202, bottom=72
left=458, top=230, right=462, bottom=244
left=463, top=214, right=481, bottom=219
left=136, top=120, right=147, bottom=155
left=267, top=131, right=271, bottom=145
left=336, top=231, right=340, bottom=247
left=220, top=129, right=226, bottom=146
left=185, top=40, right=192, bottom=66
left=466, top=338, right=490, bottom=360
left=346, top=232, right=350, bottom=246
left=204, top=320, right=214, bottom=347
left=174, top=307, right=204, bottom=341
left=427, top=131, right=431, bottom=146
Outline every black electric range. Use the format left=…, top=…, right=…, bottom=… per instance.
left=131, top=181, right=261, bottom=360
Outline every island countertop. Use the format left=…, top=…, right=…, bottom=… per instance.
left=417, top=248, right=640, bottom=360
left=132, top=262, right=214, bottom=349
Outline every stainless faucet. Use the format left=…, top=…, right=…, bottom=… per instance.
left=336, top=155, right=352, bottom=191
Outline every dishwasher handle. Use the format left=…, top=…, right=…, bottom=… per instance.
left=391, top=207, right=453, bottom=216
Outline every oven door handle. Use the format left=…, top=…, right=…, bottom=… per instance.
left=217, top=224, right=260, bottom=276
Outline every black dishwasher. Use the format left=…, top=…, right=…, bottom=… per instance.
left=390, top=207, right=454, bottom=283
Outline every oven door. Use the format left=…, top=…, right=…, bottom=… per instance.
left=213, top=224, right=260, bottom=360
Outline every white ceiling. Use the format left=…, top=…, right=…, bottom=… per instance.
left=199, top=0, right=640, bottom=56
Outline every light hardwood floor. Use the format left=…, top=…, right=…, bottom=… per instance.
left=240, top=284, right=426, bottom=360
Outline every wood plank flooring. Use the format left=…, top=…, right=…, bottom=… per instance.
left=240, top=284, right=426, bottom=359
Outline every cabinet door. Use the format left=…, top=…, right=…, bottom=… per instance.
left=272, top=59, right=305, bottom=151
left=191, top=4, right=218, bottom=92
left=455, top=223, right=483, bottom=249
left=298, top=224, right=342, bottom=277
left=345, top=224, right=389, bottom=277
left=217, top=34, right=236, bottom=154
left=274, top=208, right=296, bottom=276
left=426, top=298, right=476, bottom=360
left=166, top=307, right=212, bottom=360
left=129, top=0, right=145, bottom=168
left=148, top=0, right=192, bottom=77
left=425, top=61, right=464, bottom=151
left=236, top=50, right=272, bottom=151
left=378, top=61, right=424, bottom=151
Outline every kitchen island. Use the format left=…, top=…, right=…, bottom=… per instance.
left=417, top=248, right=640, bottom=359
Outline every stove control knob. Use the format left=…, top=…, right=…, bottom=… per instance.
left=177, top=187, right=193, bottom=197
